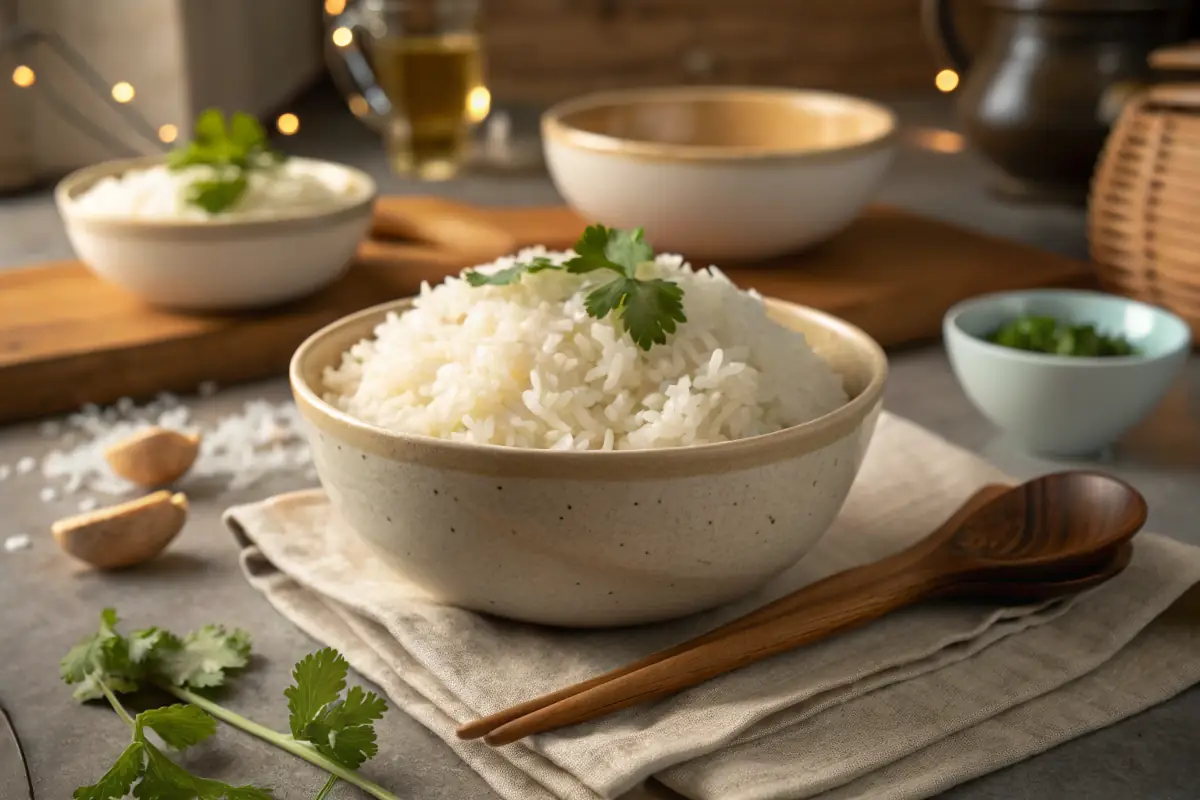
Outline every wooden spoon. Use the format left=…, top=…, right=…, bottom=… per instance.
left=478, top=471, right=1146, bottom=746
left=458, top=483, right=1008, bottom=741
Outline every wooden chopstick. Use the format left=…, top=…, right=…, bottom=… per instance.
left=455, top=483, right=1008, bottom=743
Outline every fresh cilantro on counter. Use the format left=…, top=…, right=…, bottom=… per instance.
left=62, top=609, right=397, bottom=800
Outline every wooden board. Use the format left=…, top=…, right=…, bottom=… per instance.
left=0, top=196, right=1093, bottom=425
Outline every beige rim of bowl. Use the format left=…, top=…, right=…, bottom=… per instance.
left=541, top=86, right=898, bottom=164
left=55, top=155, right=378, bottom=240
left=289, top=296, right=888, bottom=480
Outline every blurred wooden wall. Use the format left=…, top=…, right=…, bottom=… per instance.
left=481, top=0, right=987, bottom=103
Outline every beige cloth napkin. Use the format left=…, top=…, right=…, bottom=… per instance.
left=224, top=412, right=1200, bottom=800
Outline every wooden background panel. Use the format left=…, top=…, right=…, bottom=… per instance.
left=481, top=0, right=988, bottom=103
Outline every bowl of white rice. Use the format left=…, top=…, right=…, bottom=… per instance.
left=290, top=246, right=887, bottom=628
left=55, top=154, right=375, bottom=310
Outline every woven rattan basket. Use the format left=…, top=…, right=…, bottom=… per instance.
left=1090, top=47, right=1200, bottom=343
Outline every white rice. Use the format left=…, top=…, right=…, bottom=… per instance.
left=322, top=248, right=848, bottom=451
left=72, top=159, right=365, bottom=221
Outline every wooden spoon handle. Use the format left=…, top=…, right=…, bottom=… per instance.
left=483, top=563, right=952, bottom=746
left=456, top=483, right=1006, bottom=741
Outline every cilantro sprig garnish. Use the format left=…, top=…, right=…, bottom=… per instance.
left=166, top=109, right=286, bottom=214
left=62, top=609, right=398, bottom=800
left=465, top=224, right=687, bottom=351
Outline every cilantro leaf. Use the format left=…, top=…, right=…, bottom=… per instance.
left=463, top=224, right=685, bottom=351
left=567, top=224, right=652, bottom=278
left=128, top=628, right=167, bottom=665
left=288, top=650, right=389, bottom=771
left=155, top=625, right=251, bottom=689
left=136, top=742, right=272, bottom=800
left=61, top=608, right=121, bottom=684
left=285, top=648, right=347, bottom=738
left=586, top=277, right=686, bottom=350
left=303, top=718, right=379, bottom=771
left=228, top=112, right=267, bottom=150
left=302, top=686, right=388, bottom=770
left=188, top=175, right=249, bottom=215
left=61, top=609, right=142, bottom=702
left=193, top=109, right=227, bottom=145
left=138, top=704, right=218, bottom=750
left=166, top=109, right=285, bottom=212
left=464, top=263, right=531, bottom=287
left=464, top=257, right=561, bottom=286
left=73, top=741, right=145, bottom=800
left=324, top=684, right=388, bottom=729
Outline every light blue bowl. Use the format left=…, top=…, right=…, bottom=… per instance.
left=944, top=289, right=1191, bottom=457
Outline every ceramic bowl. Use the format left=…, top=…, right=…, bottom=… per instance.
left=541, top=86, right=897, bottom=261
left=55, top=155, right=376, bottom=311
left=944, top=289, right=1191, bottom=457
left=290, top=297, right=887, bottom=628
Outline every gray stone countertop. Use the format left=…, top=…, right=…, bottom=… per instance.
left=0, top=87, right=1197, bottom=799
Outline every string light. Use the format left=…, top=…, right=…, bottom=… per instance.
left=324, top=0, right=347, bottom=14
left=111, top=81, right=135, bottom=103
left=12, top=65, right=34, bottom=87
left=467, top=86, right=491, bottom=123
left=158, top=124, right=178, bottom=144
left=935, top=69, right=959, bottom=93
left=276, top=113, right=300, bottom=135
left=331, top=27, right=353, bottom=47
left=347, top=94, right=369, bottom=117
left=909, top=127, right=965, bottom=154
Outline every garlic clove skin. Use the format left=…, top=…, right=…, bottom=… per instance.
left=104, top=427, right=201, bottom=487
left=51, top=490, right=188, bottom=569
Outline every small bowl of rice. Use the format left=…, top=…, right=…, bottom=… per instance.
left=290, top=248, right=887, bottom=628
left=55, top=155, right=376, bottom=310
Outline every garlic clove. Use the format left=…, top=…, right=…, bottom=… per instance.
left=104, top=427, right=201, bottom=487
left=51, top=490, right=188, bottom=569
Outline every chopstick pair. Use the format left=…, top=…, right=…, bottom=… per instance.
left=457, top=483, right=1011, bottom=747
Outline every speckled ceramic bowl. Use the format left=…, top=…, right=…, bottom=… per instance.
left=56, top=155, right=376, bottom=311
left=290, top=297, right=887, bottom=628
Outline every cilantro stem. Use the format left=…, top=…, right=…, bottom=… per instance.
left=162, top=683, right=402, bottom=800
left=99, top=678, right=136, bottom=730
left=315, top=775, right=338, bottom=800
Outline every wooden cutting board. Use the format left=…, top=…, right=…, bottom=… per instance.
left=0, top=196, right=1094, bottom=425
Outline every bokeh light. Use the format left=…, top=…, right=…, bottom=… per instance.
left=467, top=86, right=491, bottom=123
left=11, top=65, right=34, bottom=88
left=111, top=81, right=135, bottom=103
left=935, top=69, right=959, bottom=93
left=277, top=113, right=300, bottom=135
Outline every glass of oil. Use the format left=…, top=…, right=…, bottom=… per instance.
left=327, top=0, right=486, bottom=180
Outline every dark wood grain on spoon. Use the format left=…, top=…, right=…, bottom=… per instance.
left=456, top=482, right=1010, bottom=741
left=480, top=471, right=1146, bottom=746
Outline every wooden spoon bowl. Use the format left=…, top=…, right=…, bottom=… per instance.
left=471, top=471, right=1148, bottom=746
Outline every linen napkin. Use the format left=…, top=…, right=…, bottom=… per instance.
left=225, top=412, right=1200, bottom=800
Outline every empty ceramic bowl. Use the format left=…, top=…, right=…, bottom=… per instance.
left=541, top=86, right=897, bottom=261
left=56, top=155, right=376, bottom=311
left=944, top=289, right=1191, bottom=457
left=291, top=296, right=887, bottom=628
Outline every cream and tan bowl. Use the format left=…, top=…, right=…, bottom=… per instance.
left=55, top=156, right=376, bottom=311
left=542, top=86, right=898, bottom=261
left=290, top=297, right=887, bottom=628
